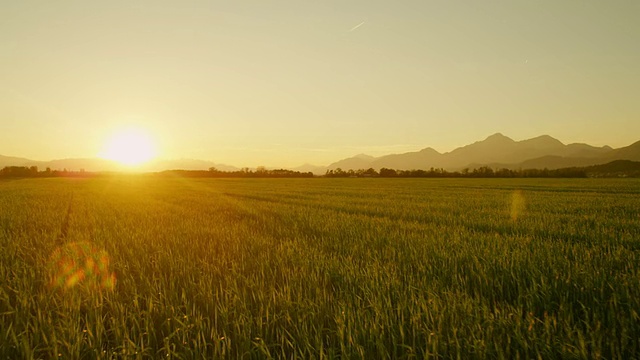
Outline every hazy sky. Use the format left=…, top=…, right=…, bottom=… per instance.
left=1, top=1, right=639, bottom=167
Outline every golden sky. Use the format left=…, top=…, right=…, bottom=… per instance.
left=1, top=1, right=639, bottom=167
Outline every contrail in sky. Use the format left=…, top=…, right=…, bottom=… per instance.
left=349, top=21, right=366, bottom=32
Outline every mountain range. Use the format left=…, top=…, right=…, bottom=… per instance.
left=322, top=133, right=639, bottom=174
left=2, top=133, right=639, bottom=174
left=0, top=155, right=238, bottom=173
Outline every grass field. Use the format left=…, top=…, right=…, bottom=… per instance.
left=1, top=177, right=639, bottom=359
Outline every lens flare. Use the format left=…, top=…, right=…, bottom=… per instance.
left=510, top=190, right=525, bottom=221
left=48, top=242, right=116, bottom=290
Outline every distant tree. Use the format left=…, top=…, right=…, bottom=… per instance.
left=379, top=168, right=397, bottom=177
left=1, top=166, right=32, bottom=177
left=472, top=166, right=494, bottom=177
left=363, top=168, right=378, bottom=177
left=334, top=168, right=347, bottom=177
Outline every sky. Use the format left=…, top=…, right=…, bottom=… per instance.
left=1, top=0, right=639, bottom=168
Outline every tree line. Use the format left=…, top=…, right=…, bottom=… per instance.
left=5, top=162, right=639, bottom=179
left=156, top=167, right=314, bottom=178
left=0, top=166, right=314, bottom=178
left=325, top=166, right=587, bottom=178
left=0, top=166, right=94, bottom=178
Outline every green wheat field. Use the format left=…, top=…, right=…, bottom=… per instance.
left=1, top=177, right=639, bottom=359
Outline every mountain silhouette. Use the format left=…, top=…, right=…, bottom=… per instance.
left=0, top=156, right=237, bottom=173
left=371, top=148, right=441, bottom=170
left=292, top=163, right=329, bottom=174
left=0, top=154, right=40, bottom=167
left=324, top=133, right=622, bottom=172
left=327, top=154, right=376, bottom=171
left=143, top=159, right=238, bottom=172
left=603, top=140, right=640, bottom=162
left=1, top=133, right=637, bottom=174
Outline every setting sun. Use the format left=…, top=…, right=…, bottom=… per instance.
left=99, top=128, right=157, bottom=166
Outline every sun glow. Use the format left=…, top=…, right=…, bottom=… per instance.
left=99, top=128, right=157, bottom=166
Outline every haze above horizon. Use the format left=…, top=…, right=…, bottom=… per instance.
left=2, top=1, right=639, bottom=167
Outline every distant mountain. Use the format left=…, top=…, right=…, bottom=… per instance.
left=444, top=133, right=522, bottom=167
left=323, top=133, right=618, bottom=171
left=49, top=158, right=123, bottom=172
left=0, top=154, right=44, bottom=167
left=291, top=163, right=328, bottom=175
left=144, top=159, right=238, bottom=172
left=371, top=148, right=441, bottom=170
left=3, top=133, right=638, bottom=174
left=0, top=155, right=237, bottom=173
left=0, top=155, right=138, bottom=171
left=603, top=140, right=640, bottom=162
left=488, top=140, right=639, bottom=170
left=476, top=156, right=604, bottom=171
left=565, top=143, right=613, bottom=158
left=444, top=133, right=611, bottom=169
left=327, top=154, right=376, bottom=171
left=582, top=160, right=640, bottom=177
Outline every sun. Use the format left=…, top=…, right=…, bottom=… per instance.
left=99, top=128, right=157, bottom=166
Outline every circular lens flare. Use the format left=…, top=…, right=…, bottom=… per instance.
left=48, top=242, right=116, bottom=290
